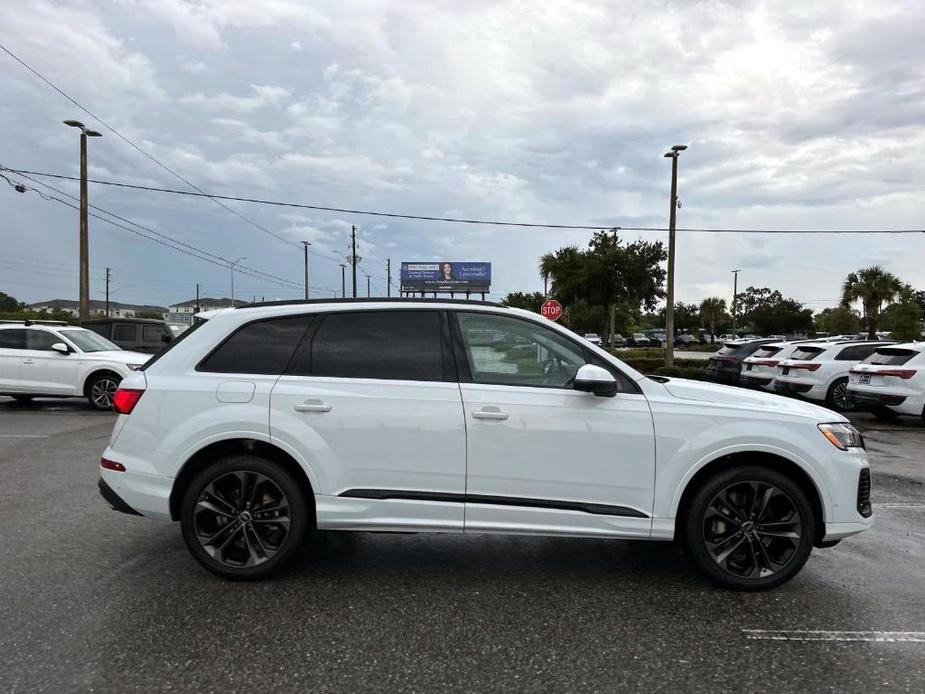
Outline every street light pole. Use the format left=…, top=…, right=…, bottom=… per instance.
left=731, top=269, right=740, bottom=336
left=340, top=264, right=346, bottom=298
left=230, top=256, right=246, bottom=305
left=351, top=225, right=358, bottom=298
left=366, top=274, right=371, bottom=298
left=662, top=144, right=687, bottom=368
left=64, top=120, right=101, bottom=321
left=302, top=241, right=311, bottom=300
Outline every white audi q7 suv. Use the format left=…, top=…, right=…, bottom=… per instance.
left=98, top=300, right=872, bottom=590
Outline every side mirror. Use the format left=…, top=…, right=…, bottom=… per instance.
left=51, top=342, right=70, bottom=355
left=574, top=364, right=618, bottom=397
left=161, top=334, right=171, bottom=343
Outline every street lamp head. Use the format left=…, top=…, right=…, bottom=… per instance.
left=671, top=144, right=688, bottom=152
left=85, top=130, right=102, bottom=137
left=663, top=151, right=676, bottom=158
left=63, top=120, right=85, bottom=129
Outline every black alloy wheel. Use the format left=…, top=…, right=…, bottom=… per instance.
left=826, top=377, right=852, bottom=412
left=180, top=456, right=309, bottom=580
left=685, top=465, right=815, bottom=590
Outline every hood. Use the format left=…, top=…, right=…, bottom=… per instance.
left=659, top=377, right=843, bottom=421
left=83, top=350, right=151, bottom=365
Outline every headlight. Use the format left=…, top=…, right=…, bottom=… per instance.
left=127, top=364, right=143, bottom=371
left=818, top=422, right=864, bottom=450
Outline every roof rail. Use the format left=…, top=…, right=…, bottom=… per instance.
left=0, top=319, right=70, bottom=326
left=240, top=297, right=505, bottom=309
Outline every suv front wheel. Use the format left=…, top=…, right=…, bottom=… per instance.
left=683, top=465, right=815, bottom=591
left=179, top=455, right=310, bottom=580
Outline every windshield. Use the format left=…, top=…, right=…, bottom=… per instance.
left=59, top=328, right=121, bottom=353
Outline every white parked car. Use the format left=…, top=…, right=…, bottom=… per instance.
left=774, top=340, right=890, bottom=411
left=99, top=300, right=872, bottom=590
left=848, top=343, right=925, bottom=421
left=0, top=321, right=150, bottom=410
left=740, top=340, right=826, bottom=392
left=583, top=333, right=602, bottom=346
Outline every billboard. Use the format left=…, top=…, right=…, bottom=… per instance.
left=400, top=262, right=491, bottom=293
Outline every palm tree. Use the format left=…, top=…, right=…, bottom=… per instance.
left=841, top=266, right=904, bottom=339
left=699, top=297, right=726, bottom=343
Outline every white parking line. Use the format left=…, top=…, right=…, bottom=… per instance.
left=876, top=502, right=925, bottom=509
left=743, top=629, right=925, bottom=642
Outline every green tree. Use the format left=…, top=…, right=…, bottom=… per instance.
left=815, top=306, right=860, bottom=335
left=500, top=291, right=545, bottom=313
left=0, top=291, right=23, bottom=312
left=879, top=285, right=922, bottom=341
left=540, top=231, right=666, bottom=345
left=841, top=266, right=904, bottom=339
left=699, top=297, right=727, bottom=343
left=736, top=286, right=814, bottom=336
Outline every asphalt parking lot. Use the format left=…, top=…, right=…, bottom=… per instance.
left=1, top=397, right=923, bottom=693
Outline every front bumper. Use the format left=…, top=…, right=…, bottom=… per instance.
left=98, top=477, right=143, bottom=516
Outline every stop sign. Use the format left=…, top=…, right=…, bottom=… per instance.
left=540, top=299, right=562, bottom=321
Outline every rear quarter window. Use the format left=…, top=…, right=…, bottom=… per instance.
left=198, top=315, right=313, bottom=375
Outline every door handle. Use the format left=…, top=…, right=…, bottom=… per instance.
left=22, top=359, right=35, bottom=365
left=472, top=408, right=509, bottom=421
left=293, top=399, right=331, bottom=413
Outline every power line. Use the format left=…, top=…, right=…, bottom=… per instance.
left=0, top=41, right=305, bottom=251
left=7, top=171, right=305, bottom=290
left=5, top=168, right=924, bottom=235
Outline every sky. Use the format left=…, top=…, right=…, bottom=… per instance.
left=1, top=0, right=924, bottom=311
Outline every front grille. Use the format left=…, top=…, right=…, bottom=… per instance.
left=857, top=468, right=872, bottom=518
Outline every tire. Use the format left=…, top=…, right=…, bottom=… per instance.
left=683, top=464, right=815, bottom=591
left=12, top=395, right=34, bottom=404
left=872, top=405, right=900, bottom=421
left=179, top=455, right=310, bottom=580
left=825, top=377, right=852, bottom=411
left=86, top=372, right=121, bottom=411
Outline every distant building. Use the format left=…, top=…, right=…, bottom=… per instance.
left=27, top=299, right=167, bottom=319
left=166, top=298, right=247, bottom=324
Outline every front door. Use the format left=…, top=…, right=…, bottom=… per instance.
left=271, top=309, right=466, bottom=532
left=453, top=311, right=656, bottom=538
left=20, top=329, right=79, bottom=395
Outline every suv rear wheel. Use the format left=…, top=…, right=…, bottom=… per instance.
left=825, top=377, right=852, bottom=411
left=179, top=455, right=309, bottom=580
left=683, top=464, right=815, bottom=591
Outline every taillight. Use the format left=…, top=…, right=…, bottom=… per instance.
left=877, top=369, right=917, bottom=379
left=787, top=362, right=821, bottom=372
left=751, top=359, right=779, bottom=367
left=112, top=388, right=144, bottom=414
left=100, top=458, right=126, bottom=472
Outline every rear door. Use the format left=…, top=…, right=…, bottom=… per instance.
left=19, top=329, right=79, bottom=394
left=270, top=310, right=466, bottom=532
left=111, top=323, right=139, bottom=351
left=0, top=329, right=25, bottom=391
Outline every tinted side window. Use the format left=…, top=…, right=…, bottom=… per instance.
left=456, top=312, right=586, bottom=388
left=113, top=324, right=137, bottom=342
left=142, top=325, right=164, bottom=342
left=26, top=330, right=60, bottom=351
left=199, top=316, right=313, bottom=374
left=0, top=329, right=26, bottom=349
left=292, top=311, right=445, bottom=381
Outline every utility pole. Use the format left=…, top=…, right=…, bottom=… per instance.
left=340, top=264, right=346, bottom=298
left=195, top=283, right=200, bottom=314
left=64, top=120, right=101, bottom=320
left=230, top=256, right=246, bottom=306
left=386, top=259, right=391, bottom=297
left=302, top=241, right=311, bottom=300
left=662, top=144, right=687, bottom=367
left=366, top=274, right=371, bottom=298
left=543, top=272, right=548, bottom=299
left=350, top=225, right=358, bottom=298
left=105, top=267, right=111, bottom=317
left=731, top=269, right=740, bottom=336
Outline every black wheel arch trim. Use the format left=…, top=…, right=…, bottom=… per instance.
left=339, top=489, right=649, bottom=518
